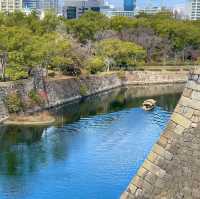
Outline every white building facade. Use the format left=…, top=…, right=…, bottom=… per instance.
left=0, top=0, right=22, bottom=12
left=189, top=0, right=200, bottom=20
left=102, top=10, right=134, bottom=17
left=136, top=6, right=162, bottom=15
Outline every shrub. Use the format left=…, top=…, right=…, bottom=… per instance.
left=28, top=89, right=44, bottom=105
left=5, top=92, right=24, bottom=113
left=86, top=56, right=105, bottom=74
left=6, top=65, right=28, bottom=81
left=79, top=84, right=88, bottom=96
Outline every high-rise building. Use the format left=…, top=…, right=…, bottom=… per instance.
left=23, top=0, right=59, bottom=13
left=23, top=0, right=39, bottom=10
left=124, top=0, right=136, bottom=11
left=189, top=0, right=200, bottom=20
left=63, top=0, right=103, bottom=19
left=40, top=0, right=58, bottom=13
left=0, top=0, right=22, bottom=12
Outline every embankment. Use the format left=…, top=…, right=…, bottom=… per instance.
left=46, top=71, right=187, bottom=107
left=0, top=71, right=187, bottom=122
left=121, top=70, right=200, bottom=198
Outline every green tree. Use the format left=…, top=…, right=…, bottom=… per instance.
left=86, top=56, right=105, bottom=74
left=96, top=39, right=145, bottom=71
left=0, top=26, right=33, bottom=80
left=41, top=11, right=60, bottom=33
left=65, top=11, right=109, bottom=43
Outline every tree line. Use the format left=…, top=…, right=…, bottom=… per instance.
left=0, top=11, right=200, bottom=81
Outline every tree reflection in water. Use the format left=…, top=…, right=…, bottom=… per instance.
left=0, top=83, right=184, bottom=199
left=0, top=84, right=184, bottom=176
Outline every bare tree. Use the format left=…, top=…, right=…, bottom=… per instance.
left=128, top=27, right=163, bottom=63
left=95, top=30, right=119, bottom=41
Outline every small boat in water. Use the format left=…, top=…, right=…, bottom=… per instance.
left=142, top=99, right=157, bottom=111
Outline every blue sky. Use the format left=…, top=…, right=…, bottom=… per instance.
left=107, top=0, right=186, bottom=8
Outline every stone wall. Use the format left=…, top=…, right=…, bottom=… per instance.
left=0, top=71, right=187, bottom=122
left=121, top=70, right=200, bottom=199
left=46, top=71, right=187, bottom=108
left=0, top=79, right=35, bottom=122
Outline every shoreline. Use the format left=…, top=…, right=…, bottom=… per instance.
left=3, top=112, right=55, bottom=127
left=0, top=71, right=188, bottom=125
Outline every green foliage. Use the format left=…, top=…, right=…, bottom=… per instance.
left=5, top=92, right=24, bottom=113
left=110, top=16, right=135, bottom=33
left=65, top=11, right=109, bottom=43
left=6, top=64, right=28, bottom=81
left=41, top=11, right=60, bottom=33
left=86, top=56, right=105, bottom=74
left=0, top=10, right=199, bottom=81
left=79, top=85, right=88, bottom=96
left=28, top=89, right=44, bottom=105
left=96, top=39, right=145, bottom=69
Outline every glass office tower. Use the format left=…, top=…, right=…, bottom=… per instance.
left=23, top=0, right=39, bottom=9
left=124, top=0, right=136, bottom=11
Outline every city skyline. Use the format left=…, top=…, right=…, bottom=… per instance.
left=107, top=0, right=186, bottom=8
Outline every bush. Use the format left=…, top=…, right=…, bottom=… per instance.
left=28, top=89, right=44, bottom=105
left=79, top=84, right=88, bottom=96
left=5, top=92, right=24, bottom=113
left=6, top=65, right=28, bottom=81
left=86, top=56, right=105, bottom=74
left=96, top=39, right=146, bottom=69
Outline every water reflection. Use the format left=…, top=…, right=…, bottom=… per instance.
left=53, top=84, right=184, bottom=126
left=0, top=84, right=184, bottom=199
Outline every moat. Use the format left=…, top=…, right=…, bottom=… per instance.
left=0, top=84, right=184, bottom=199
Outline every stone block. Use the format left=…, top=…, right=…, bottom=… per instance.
left=143, top=160, right=166, bottom=178
left=147, top=151, right=159, bottom=163
left=165, top=121, right=177, bottom=130
left=194, top=110, right=200, bottom=116
left=132, top=176, right=143, bottom=188
left=171, top=113, right=191, bottom=128
left=120, top=191, right=129, bottom=199
left=192, top=188, right=200, bottom=198
left=142, top=180, right=153, bottom=193
left=174, top=125, right=185, bottom=135
left=186, top=80, right=200, bottom=91
left=183, top=88, right=193, bottom=98
left=175, top=105, right=194, bottom=119
left=191, top=115, right=200, bottom=123
left=193, top=74, right=199, bottom=81
left=179, top=96, right=200, bottom=110
left=129, top=184, right=137, bottom=194
left=183, top=107, right=195, bottom=119
left=152, top=144, right=173, bottom=161
left=144, top=171, right=157, bottom=185
left=191, top=123, right=197, bottom=128
left=157, top=136, right=168, bottom=148
left=191, top=90, right=200, bottom=101
left=154, top=178, right=166, bottom=189
left=162, top=129, right=173, bottom=139
left=137, top=167, right=148, bottom=178
left=135, top=189, right=143, bottom=197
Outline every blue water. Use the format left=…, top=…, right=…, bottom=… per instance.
left=0, top=86, right=182, bottom=199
